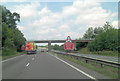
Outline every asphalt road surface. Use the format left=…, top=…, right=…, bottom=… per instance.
left=2, top=50, right=111, bottom=79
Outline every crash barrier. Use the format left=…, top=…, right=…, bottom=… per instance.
left=52, top=50, right=120, bottom=68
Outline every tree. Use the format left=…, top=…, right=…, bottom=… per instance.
left=0, top=24, right=1, bottom=49
left=83, top=27, right=94, bottom=39
left=78, top=27, right=102, bottom=50
left=1, top=5, right=20, bottom=29
left=87, top=22, right=118, bottom=51
left=83, top=27, right=103, bottom=39
left=51, top=44, right=64, bottom=51
left=94, top=27, right=103, bottom=36
left=13, top=28, right=26, bottom=51
left=1, top=5, right=26, bottom=52
left=4, top=38, right=15, bottom=48
left=2, top=23, right=14, bottom=47
left=76, top=42, right=88, bottom=51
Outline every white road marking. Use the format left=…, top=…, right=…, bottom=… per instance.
left=32, top=58, right=34, bottom=60
left=26, top=63, right=30, bottom=66
left=2, top=55, right=24, bottom=63
left=48, top=53, right=97, bottom=80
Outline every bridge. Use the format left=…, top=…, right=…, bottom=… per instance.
left=27, top=39, right=94, bottom=51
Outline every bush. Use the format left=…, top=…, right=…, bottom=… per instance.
left=87, top=22, right=118, bottom=52
left=2, top=47, right=17, bottom=56
left=4, top=38, right=15, bottom=48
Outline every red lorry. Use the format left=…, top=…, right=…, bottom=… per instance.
left=25, top=42, right=36, bottom=54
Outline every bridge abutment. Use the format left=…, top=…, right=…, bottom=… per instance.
left=73, top=41, right=76, bottom=50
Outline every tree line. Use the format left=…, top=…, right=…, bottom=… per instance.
left=1, top=5, right=26, bottom=55
left=1, top=5, right=118, bottom=54
left=51, top=22, right=118, bottom=53
left=51, top=44, right=64, bottom=51
left=82, top=22, right=118, bottom=52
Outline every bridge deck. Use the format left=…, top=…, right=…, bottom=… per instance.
left=27, top=39, right=93, bottom=43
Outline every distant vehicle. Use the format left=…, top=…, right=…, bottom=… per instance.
left=46, top=50, right=48, bottom=52
left=51, top=49, right=54, bottom=51
left=25, top=42, right=36, bottom=54
left=41, top=50, right=44, bottom=52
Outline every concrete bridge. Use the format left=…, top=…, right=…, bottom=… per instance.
left=28, top=39, right=94, bottom=51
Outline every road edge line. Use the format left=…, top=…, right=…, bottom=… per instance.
left=48, top=52, right=97, bottom=80
left=2, top=55, right=24, bottom=63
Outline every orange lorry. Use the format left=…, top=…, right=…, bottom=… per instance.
left=25, top=42, right=36, bottom=54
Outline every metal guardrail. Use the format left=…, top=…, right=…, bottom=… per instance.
left=52, top=51, right=120, bottom=68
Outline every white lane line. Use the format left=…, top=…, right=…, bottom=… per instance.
left=2, top=55, right=24, bottom=63
left=32, top=58, right=34, bottom=60
left=26, top=63, right=30, bottom=66
left=48, top=53, right=96, bottom=80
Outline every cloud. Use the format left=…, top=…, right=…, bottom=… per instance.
left=38, top=7, right=51, bottom=16
left=56, top=34, right=62, bottom=37
left=11, top=0, right=117, bottom=40
left=65, top=32, right=80, bottom=39
left=37, top=28, right=57, bottom=34
left=12, top=2, right=41, bottom=20
left=17, top=25, right=25, bottom=30
left=1, top=0, right=119, bottom=2
left=58, top=24, right=69, bottom=31
left=1, top=0, right=27, bottom=2
left=112, top=20, right=118, bottom=28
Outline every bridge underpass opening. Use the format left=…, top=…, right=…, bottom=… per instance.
left=51, top=43, right=64, bottom=50
left=34, top=43, right=48, bottom=50
left=34, top=42, right=77, bottom=51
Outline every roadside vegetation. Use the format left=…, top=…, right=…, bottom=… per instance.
left=51, top=22, right=119, bottom=57
left=50, top=23, right=119, bottom=78
left=1, top=6, right=26, bottom=58
left=74, top=47, right=118, bottom=57
left=2, top=48, right=24, bottom=60
left=0, top=50, right=1, bottom=60
left=50, top=52, right=118, bottom=79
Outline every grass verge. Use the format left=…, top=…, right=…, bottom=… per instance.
left=2, top=48, right=24, bottom=60
left=0, top=50, right=1, bottom=60
left=73, top=48, right=118, bottom=57
left=0, top=56, right=1, bottom=60
left=49, top=51, right=118, bottom=79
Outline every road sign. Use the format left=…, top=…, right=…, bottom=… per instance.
left=21, top=45, right=25, bottom=50
left=64, top=36, right=73, bottom=50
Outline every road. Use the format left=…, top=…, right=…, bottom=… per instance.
left=2, top=50, right=111, bottom=79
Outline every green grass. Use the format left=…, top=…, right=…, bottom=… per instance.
left=2, top=48, right=23, bottom=59
left=73, top=48, right=118, bottom=57
left=49, top=52, right=118, bottom=79
left=0, top=56, right=1, bottom=60
left=0, top=50, right=1, bottom=60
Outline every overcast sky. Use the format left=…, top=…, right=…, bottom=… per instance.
left=1, top=0, right=118, bottom=45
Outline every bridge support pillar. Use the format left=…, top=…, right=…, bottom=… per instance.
left=73, top=42, right=76, bottom=50
left=48, top=41, right=51, bottom=51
